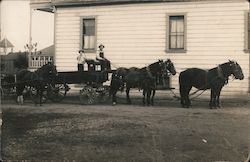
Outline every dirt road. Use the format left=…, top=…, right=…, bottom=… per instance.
left=1, top=101, right=250, bottom=162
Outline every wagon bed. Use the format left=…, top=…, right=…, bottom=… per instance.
left=55, top=71, right=110, bottom=85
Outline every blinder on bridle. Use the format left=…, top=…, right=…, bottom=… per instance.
left=165, top=59, right=176, bottom=76
left=229, top=60, right=244, bottom=80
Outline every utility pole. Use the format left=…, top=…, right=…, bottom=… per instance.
left=29, top=3, right=33, bottom=67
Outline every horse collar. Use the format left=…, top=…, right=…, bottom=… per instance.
left=146, top=66, right=153, bottom=78
left=217, top=65, right=228, bottom=84
left=217, top=66, right=224, bottom=79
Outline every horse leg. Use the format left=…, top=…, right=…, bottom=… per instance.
left=126, top=87, right=131, bottom=104
left=146, top=90, right=152, bottom=106
left=151, top=89, right=155, bottom=106
left=39, top=88, right=43, bottom=106
left=142, top=89, right=146, bottom=106
left=186, top=86, right=192, bottom=108
left=179, top=84, right=187, bottom=108
left=215, top=87, right=223, bottom=108
left=20, top=95, right=24, bottom=105
left=16, top=85, right=24, bottom=105
left=209, top=89, right=216, bottom=109
left=111, top=90, right=118, bottom=106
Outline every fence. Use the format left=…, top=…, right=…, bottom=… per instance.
left=29, top=55, right=53, bottom=69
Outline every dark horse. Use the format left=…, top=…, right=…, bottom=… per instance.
left=179, top=60, right=244, bottom=108
left=16, top=63, right=57, bottom=105
left=110, top=59, right=176, bottom=106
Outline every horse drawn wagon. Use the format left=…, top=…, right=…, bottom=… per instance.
left=52, top=61, right=113, bottom=105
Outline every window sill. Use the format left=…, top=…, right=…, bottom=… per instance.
left=244, top=49, right=250, bottom=53
left=165, top=49, right=187, bottom=53
left=83, top=49, right=96, bottom=53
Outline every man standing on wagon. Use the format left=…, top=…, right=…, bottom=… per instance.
left=77, top=49, right=86, bottom=71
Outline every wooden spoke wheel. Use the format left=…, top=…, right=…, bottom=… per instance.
left=97, top=85, right=110, bottom=103
left=29, top=87, right=48, bottom=104
left=79, top=85, right=97, bottom=105
left=48, top=83, right=68, bottom=102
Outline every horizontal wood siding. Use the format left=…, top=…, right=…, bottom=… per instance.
left=55, top=1, right=249, bottom=98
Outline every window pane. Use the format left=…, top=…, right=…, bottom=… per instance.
left=170, top=19, right=177, bottom=33
left=170, top=36, right=177, bottom=49
left=176, top=19, right=184, bottom=33
left=177, top=35, right=184, bottom=49
left=83, top=19, right=95, bottom=35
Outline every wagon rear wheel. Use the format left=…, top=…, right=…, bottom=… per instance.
left=79, top=85, right=96, bottom=105
left=48, top=83, right=68, bottom=102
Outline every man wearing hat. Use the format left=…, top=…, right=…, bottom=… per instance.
left=77, top=49, right=86, bottom=71
left=96, top=44, right=111, bottom=71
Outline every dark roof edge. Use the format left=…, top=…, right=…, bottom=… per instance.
left=51, top=0, right=247, bottom=8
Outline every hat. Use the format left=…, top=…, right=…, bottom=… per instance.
left=78, top=49, right=84, bottom=53
left=98, top=44, right=105, bottom=48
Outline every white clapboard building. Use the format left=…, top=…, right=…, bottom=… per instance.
left=31, top=0, right=250, bottom=100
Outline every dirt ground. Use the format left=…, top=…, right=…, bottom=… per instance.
left=1, top=97, right=250, bottom=162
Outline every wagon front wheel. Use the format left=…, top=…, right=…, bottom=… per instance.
left=48, top=83, right=69, bottom=102
left=79, top=86, right=96, bottom=105
left=29, top=87, right=47, bottom=104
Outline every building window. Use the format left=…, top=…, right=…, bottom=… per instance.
left=166, top=14, right=186, bottom=53
left=81, top=18, right=96, bottom=52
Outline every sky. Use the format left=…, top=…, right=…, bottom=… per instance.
left=0, top=0, right=54, bottom=52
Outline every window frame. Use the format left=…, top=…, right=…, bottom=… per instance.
left=244, top=11, right=250, bottom=53
left=80, top=16, right=97, bottom=53
left=166, top=13, right=187, bottom=53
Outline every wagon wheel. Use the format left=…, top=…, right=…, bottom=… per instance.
left=97, top=85, right=110, bottom=103
left=48, top=83, right=69, bottom=102
left=79, top=85, right=97, bottom=105
left=29, top=87, right=48, bottom=104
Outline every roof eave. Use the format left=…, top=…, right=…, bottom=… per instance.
left=52, top=0, right=193, bottom=7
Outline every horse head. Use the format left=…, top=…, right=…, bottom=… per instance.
left=165, top=59, right=176, bottom=76
left=36, top=62, right=58, bottom=81
left=229, top=60, right=244, bottom=80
